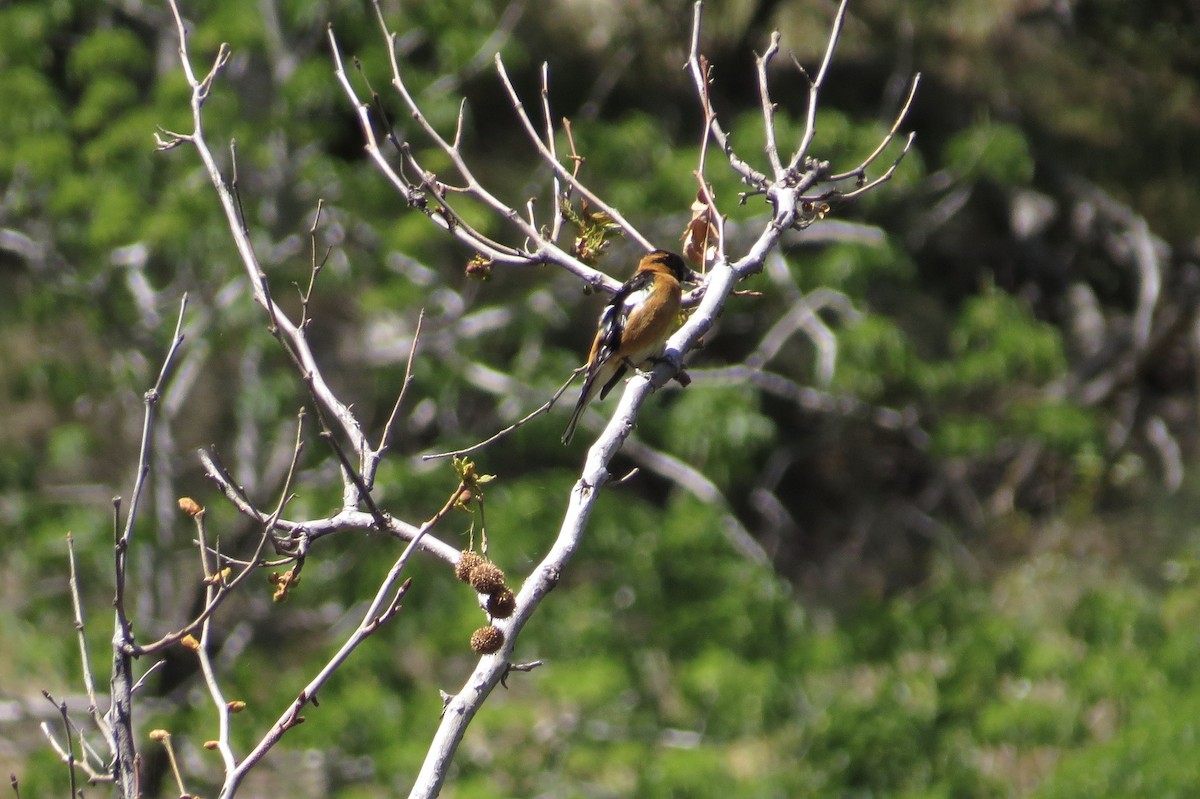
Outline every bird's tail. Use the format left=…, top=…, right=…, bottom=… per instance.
left=561, top=396, right=587, bottom=445
left=561, top=374, right=598, bottom=445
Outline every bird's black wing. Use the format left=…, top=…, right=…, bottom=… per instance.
left=593, top=270, right=656, bottom=367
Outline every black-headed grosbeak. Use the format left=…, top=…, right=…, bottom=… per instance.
left=562, top=249, right=697, bottom=444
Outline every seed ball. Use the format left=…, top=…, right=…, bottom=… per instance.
left=470, top=625, right=505, bottom=655
left=468, top=562, right=507, bottom=595
left=455, top=550, right=485, bottom=583
left=487, top=588, right=516, bottom=619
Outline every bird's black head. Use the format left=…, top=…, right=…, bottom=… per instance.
left=643, top=249, right=701, bottom=284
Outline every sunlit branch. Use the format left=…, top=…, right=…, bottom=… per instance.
left=827, top=74, right=921, bottom=182
left=790, top=0, right=850, bottom=175
left=756, top=32, right=785, bottom=178
left=495, top=54, right=655, bottom=254
left=422, top=372, right=579, bottom=461
left=686, top=2, right=768, bottom=188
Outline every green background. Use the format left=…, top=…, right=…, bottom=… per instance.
left=3, top=0, right=1200, bottom=796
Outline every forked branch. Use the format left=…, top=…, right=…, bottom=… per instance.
left=87, top=4, right=921, bottom=799
left=328, top=3, right=634, bottom=293
left=686, top=0, right=919, bottom=217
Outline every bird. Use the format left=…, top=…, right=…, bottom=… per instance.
left=562, top=249, right=697, bottom=445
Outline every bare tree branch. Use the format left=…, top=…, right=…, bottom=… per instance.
left=790, top=0, right=850, bottom=176
left=756, top=31, right=786, bottom=177
left=686, top=3, right=768, bottom=189
left=85, top=3, right=919, bottom=798
left=422, top=371, right=580, bottom=461
left=372, top=308, right=425, bottom=480
left=106, top=292, right=189, bottom=799
left=163, top=3, right=373, bottom=495
left=132, top=414, right=305, bottom=657
left=327, top=10, right=627, bottom=293
left=197, top=447, right=460, bottom=563
left=493, top=54, right=656, bottom=253
left=67, top=533, right=111, bottom=747
left=827, top=75, right=921, bottom=183
left=405, top=6, right=914, bottom=791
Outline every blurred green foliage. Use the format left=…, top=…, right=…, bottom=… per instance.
left=943, top=122, right=1035, bottom=187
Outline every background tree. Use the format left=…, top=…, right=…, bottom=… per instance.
left=4, top=1, right=1200, bottom=797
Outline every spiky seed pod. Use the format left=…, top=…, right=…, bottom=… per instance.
left=486, top=587, right=516, bottom=619
left=470, top=625, right=505, bottom=655
left=455, top=550, right=486, bottom=583
left=468, top=562, right=507, bottom=595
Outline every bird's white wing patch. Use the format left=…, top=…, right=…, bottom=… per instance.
left=619, top=286, right=653, bottom=316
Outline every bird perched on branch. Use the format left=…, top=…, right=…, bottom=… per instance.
left=562, top=249, right=699, bottom=445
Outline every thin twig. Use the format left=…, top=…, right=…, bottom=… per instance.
left=790, top=0, right=850, bottom=174
left=230, top=140, right=250, bottom=234
left=755, top=32, right=784, bottom=178
left=37, top=690, right=112, bottom=785
left=374, top=308, right=425, bottom=461
left=199, top=448, right=461, bottom=564
left=67, top=533, right=112, bottom=745
left=218, top=521, right=424, bottom=799
left=495, top=54, right=655, bottom=253
left=135, top=413, right=307, bottom=655
left=500, top=659, right=545, bottom=687
left=541, top=63, right=567, bottom=243
left=299, top=199, right=333, bottom=318
left=165, top=4, right=374, bottom=484
left=422, top=372, right=579, bottom=460
left=130, top=660, right=165, bottom=695
left=114, top=294, right=188, bottom=641
left=686, top=2, right=767, bottom=188
left=371, top=2, right=576, bottom=260
left=154, top=732, right=189, bottom=799
left=46, top=693, right=78, bottom=798
left=826, top=131, right=916, bottom=201
left=690, top=52, right=726, bottom=264
left=106, top=290, right=188, bottom=799
left=827, top=74, right=921, bottom=182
